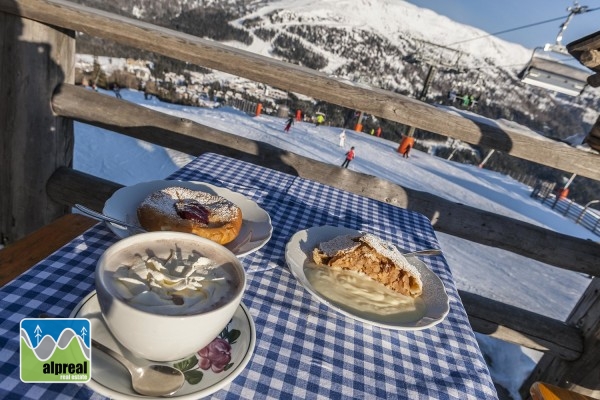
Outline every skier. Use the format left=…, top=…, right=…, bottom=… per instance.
left=448, top=89, right=457, bottom=104
left=113, top=83, right=122, bottom=99
left=339, top=130, right=346, bottom=147
left=461, top=94, right=471, bottom=108
left=341, top=146, right=355, bottom=168
left=315, top=113, right=325, bottom=126
left=284, top=116, right=294, bottom=133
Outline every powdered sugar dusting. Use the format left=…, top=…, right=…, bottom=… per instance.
left=318, top=234, right=360, bottom=256
left=318, top=232, right=421, bottom=281
left=139, top=186, right=238, bottom=224
left=360, top=233, right=421, bottom=281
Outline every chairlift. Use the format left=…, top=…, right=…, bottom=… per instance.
left=519, top=2, right=592, bottom=96
left=520, top=47, right=590, bottom=96
left=413, top=39, right=463, bottom=70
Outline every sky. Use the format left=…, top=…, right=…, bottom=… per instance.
left=74, top=88, right=598, bottom=399
left=405, top=0, right=600, bottom=50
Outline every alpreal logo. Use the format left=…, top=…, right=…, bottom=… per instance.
left=20, top=318, right=91, bottom=383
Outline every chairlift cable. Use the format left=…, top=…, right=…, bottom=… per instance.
left=443, top=7, right=600, bottom=47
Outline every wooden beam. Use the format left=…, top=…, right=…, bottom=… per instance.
left=0, top=9, right=75, bottom=243
left=3, top=0, right=600, bottom=181
left=580, top=50, right=600, bottom=69
left=46, top=88, right=600, bottom=278
left=459, top=291, right=583, bottom=361
left=585, top=115, right=600, bottom=153
left=45, top=166, right=123, bottom=211
left=0, top=214, right=96, bottom=287
left=50, top=85, right=600, bottom=276
left=521, top=278, right=600, bottom=398
left=568, top=29, right=600, bottom=74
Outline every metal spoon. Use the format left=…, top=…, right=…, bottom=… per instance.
left=401, top=248, right=443, bottom=257
left=38, top=314, right=184, bottom=396
left=91, top=339, right=185, bottom=397
left=74, top=204, right=146, bottom=233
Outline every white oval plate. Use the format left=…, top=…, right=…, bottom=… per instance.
left=103, top=180, right=272, bottom=257
left=285, top=226, right=450, bottom=330
left=70, top=291, right=256, bottom=400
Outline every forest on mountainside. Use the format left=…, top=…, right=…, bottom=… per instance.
left=71, top=0, right=600, bottom=208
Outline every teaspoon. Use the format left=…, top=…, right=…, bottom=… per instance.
left=74, top=204, right=146, bottom=233
left=92, top=339, right=185, bottom=397
left=38, top=313, right=184, bottom=397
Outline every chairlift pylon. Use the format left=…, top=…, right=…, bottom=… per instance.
left=519, top=1, right=592, bottom=96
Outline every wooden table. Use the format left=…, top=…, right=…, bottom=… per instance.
left=0, top=214, right=96, bottom=287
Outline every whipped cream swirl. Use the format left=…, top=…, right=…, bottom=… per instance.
left=112, top=249, right=232, bottom=315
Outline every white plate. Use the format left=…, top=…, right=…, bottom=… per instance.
left=70, top=291, right=256, bottom=400
left=285, top=226, right=450, bottom=330
left=103, top=180, right=272, bottom=257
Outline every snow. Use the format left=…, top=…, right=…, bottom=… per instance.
left=74, top=88, right=597, bottom=399
left=230, top=0, right=533, bottom=73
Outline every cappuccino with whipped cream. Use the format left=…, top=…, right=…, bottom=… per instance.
left=104, top=244, right=240, bottom=316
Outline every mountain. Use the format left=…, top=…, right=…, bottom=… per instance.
left=73, top=0, right=600, bottom=203
left=74, top=0, right=599, bottom=134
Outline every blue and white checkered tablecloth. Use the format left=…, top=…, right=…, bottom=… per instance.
left=0, top=152, right=498, bottom=399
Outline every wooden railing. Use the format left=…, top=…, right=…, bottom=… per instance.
left=1, top=0, right=599, bottom=397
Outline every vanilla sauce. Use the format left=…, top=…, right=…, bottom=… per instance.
left=304, top=263, right=426, bottom=324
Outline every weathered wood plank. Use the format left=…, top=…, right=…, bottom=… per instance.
left=580, top=49, right=600, bottom=69
left=585, top=115, right=600, bottom=152
left=0, top=214, right=96, bottom=287
left=46, top=88, right=600, bottom=279
left=0, top=10, right=75, bottom=243
left=50, top=85, right=600, bottom=276
left=3, top=0, right=600, bottom=181
left=568, top=30, right=600, bottom=74
left=46, top=166, right=123, bottom=211
left=521, top=278, right=600, bottom=398
left=459, top=291, right=583, bottom=361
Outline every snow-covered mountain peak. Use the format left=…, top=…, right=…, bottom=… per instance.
left=244, top=0, right=532, bottom=69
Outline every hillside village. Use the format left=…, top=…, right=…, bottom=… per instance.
left=75, top=54, right=291, bottom=113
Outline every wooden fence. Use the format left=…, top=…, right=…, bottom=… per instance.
left=1, top=0, right=600, bottom=397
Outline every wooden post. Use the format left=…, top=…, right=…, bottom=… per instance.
left=584, top=115, right=600, bottom=152
left=0, top=10, right=75, bottom=243
left=520, top=278, right=600, bottom=398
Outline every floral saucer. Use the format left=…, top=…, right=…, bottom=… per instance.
left=70, top=291, right=256, bottom=399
